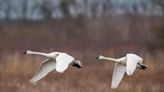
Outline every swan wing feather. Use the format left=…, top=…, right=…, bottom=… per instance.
left=111, top=63, right=126, bottom=88
left=56, top=53, right=74, bottom=73
left=30, top=58, right=56, bottom=84
left=126, top=54, right=140, bottom=76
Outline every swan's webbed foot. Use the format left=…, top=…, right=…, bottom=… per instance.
left=138, top=63, right=148, bottom=70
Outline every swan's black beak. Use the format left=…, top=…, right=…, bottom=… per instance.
left=23, top=50, right=27, bottom=54
left=96, top=56, right=99, bottom=59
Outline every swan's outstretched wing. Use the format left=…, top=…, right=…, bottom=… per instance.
left=126, top=54, right=140, bottom=76
left=56, top=53, right=74, bottom=73
left=111, top=63, right=126, bottom=88
left=30, top=58, right=56, bottom=84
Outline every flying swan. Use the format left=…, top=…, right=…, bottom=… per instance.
left=96, top=53, right=148, bottom=88
left=24, top=50, right=82, bottom=84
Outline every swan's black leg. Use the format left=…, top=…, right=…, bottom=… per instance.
left=138, top=63, right=148, bottom=70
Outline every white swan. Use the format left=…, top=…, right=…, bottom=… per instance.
left=24, top=50, right=82, bottom=84
left=96, top=53, right=148, bottom=88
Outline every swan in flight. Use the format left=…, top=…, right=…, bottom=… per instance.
left=96, top=53, right=148, bottom=88
left=24, top=50, right=82, bottom=84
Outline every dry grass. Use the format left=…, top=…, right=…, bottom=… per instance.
left=0, top=52, right=164, bottom=92
left=0, top=16, right=164, bottom=92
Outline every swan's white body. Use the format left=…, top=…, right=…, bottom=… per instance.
left=24, top=50, right=81, bottom=84
left=97, top=53, right=148, bottom=88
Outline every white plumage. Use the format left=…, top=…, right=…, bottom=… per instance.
left=112, top=63, right=126, bottom=88
left=96, top=53, right=148, bottom=88
left=126, top=54, right=142, bottom=76
left=56, top=53, right=74, bottom=73
left=24, top=50, right=82, bottom=84
left=30, top=59, right=56, bottom=84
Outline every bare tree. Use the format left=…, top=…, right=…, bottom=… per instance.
left=40, top=0, right=53, bottom=20
left=154, top=0, right=164, bottom=12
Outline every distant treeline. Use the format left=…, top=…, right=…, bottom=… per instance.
left=0, top=0, right=164, bottom=20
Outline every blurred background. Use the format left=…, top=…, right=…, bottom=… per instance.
left=0, top=0, right=164, bottom=92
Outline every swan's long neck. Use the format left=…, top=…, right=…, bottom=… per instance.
left=99, top=56, right=120, bottom=62
left=27, top=51, right=49, bottom=57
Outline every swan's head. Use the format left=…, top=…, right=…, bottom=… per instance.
left=23, top=50, right=32, bottom=54
left=72, top=60, right=82, bottom=68
left=96, top=55, right=105, bottom=60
